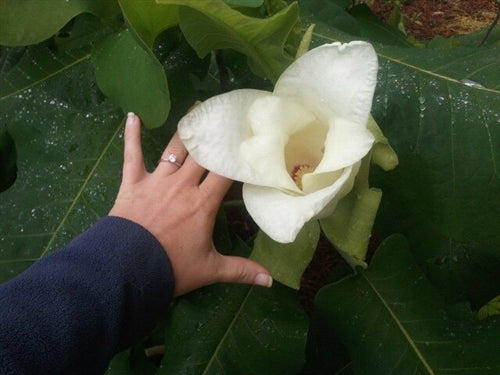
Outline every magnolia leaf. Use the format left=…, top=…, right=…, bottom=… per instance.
left=295, top=24, right=315, bottom=59
left=92, top=29, right=170, bottom=128
left=105, top=350, right=134, bottom=375
left=160, top=236, right=309, bottom=374
left=310, top=234, right=500, bottom=374
left=0, top=15, right=109, bottom=102
left=105, top=345, right=157, bottom=375
left=0, top=43, right=89, bottom=100
left=320, top=186, right=382, bottom=268
left=0, top=41, right=171, bottom=282
left=0, top=15, right=111, bottom=192
left=157, top=0, right=300, bottom=82
left=118, top=0, right=179, bottom=47
left=250, top=220, right=320, bottom=289
left=0, top=0, right=119, bottom=46
left=369, top=46, right=500, bottom=248
left=0, top=63, right=123, bottom=281
left=478, top=295, right=500, bottom=320
left=224, top=0, right=264, bottom=7
left=367, top=115, right=399, bottom=171
left=425, top=241, right=500, bottom=308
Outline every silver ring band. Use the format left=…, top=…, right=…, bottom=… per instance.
left=160, top=153, right=182, bottom=168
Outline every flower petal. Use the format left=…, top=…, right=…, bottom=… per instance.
left=240, top=132, right=300, bottom=193
left=274, top=41, right=378, bottom=127
left=242, top=163, right=360, bottom=243
left=178, top=89, right=273, bottom=185
left=301, top=169, right=343, bottom=194
left=240, top=96, right=319, bottom=193
left=314, top=117, right=374, bottom=173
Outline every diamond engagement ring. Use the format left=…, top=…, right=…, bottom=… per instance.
left=160, top=153, right=182, bottom=168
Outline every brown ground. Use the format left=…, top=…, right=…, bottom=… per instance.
left=370, top=0, right=499, bottom=40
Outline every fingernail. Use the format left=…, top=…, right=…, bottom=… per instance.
left=126, top=112, right=138, bottom=126
left=254, top=273, right=273, bottom=288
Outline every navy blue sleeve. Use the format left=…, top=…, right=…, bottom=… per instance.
left=0, top=216, right=175, bottom=375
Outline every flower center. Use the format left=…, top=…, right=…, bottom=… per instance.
left=291, top=164, right=315, bottom=190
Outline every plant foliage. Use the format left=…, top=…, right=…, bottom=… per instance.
left=1, top=0, right=499, bottom=373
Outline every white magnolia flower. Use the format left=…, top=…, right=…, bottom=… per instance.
left=179, top=41, right=378, bottom=243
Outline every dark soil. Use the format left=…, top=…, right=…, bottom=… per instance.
left=370, top=0, right=499, bottom=40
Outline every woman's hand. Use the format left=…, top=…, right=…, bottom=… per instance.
left=109, top=113, right=272, bottom=296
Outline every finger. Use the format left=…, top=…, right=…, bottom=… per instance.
left=200, top=172, right=233, bottom=202
left=157, top=132, right=188, bottom=174
left=123, top=112, right=146, bottom=183
left=177, top=156, right=206, bottom=184
left=215, top=255, right=273, bottom=287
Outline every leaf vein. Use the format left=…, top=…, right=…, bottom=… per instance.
left=362, top=273, right=435, bottom=374
left=0, top=54, right=90, bottom=102
left=38, top=121, right=123, bottom=259
left=201, top=286, right=254, bottom=374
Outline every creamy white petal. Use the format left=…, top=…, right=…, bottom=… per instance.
left=243, top=165, right=358, bottom=243
left=284, top=118, right=327, bottom=172
left=274, top=41, right=378, bottom=127
left=239, top=96, right=321, bottom=192
left=314, top=117, right=374, bottom=173
left=301, top=169, right=343, bottom=194
left=178, top=89, right=273, bottom=185
left=247, top=96, right=316, bottom=135
left=240, top=132, right=300, bottom=193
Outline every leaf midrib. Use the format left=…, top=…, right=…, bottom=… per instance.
left=202, top=285, right=254, bottom=374
left=362, top=272, right=435, bottom=374
left=39, top=120, right=123, bottom=259
left=313, top=31, right=500, bottom=95
left=0, top=54, right=91, bottom=102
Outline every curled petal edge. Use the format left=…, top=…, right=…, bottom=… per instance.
left=243, top=163, right=360, bottom=243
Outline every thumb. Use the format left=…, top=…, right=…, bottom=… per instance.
left=216, top=255, right=273, bottom=288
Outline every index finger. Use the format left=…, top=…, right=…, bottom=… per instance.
left=123, top=112, right=146, bottom=183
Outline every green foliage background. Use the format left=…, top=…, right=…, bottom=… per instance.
left=1, top=0, right=499, bottom=373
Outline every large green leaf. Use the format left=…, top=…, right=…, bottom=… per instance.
left=0, top=41, right=172, bottom=282
left=0, top=60, right=123, bottom=280
left=157, top=0, right=300, bottom=82
left=92, top=28, right=170, bottom=128
left=250, top=220, right=320, bottom=289
left=0, top=16, right=125, bottom=280
left=0, top=0, right=120, bottom=46
left=0, top=15, right=110, bottom=103
left=310, top=234, right=500, bottom=374
left=105, top=345, right=157, bottom=375
left=224, top=0, right=263, bottom=7
left=160, top=236, right=309, bottom=375
left=119, top=0, right=179, bottom=47
left=425, top=241, right=500, bottom=308
left=369, top=47, right=500, bottom=252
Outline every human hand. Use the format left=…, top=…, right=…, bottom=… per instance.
left=109, top=113, right=272, bottom=296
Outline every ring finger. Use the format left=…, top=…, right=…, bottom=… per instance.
left=157, top=132, right=188, bottom=174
